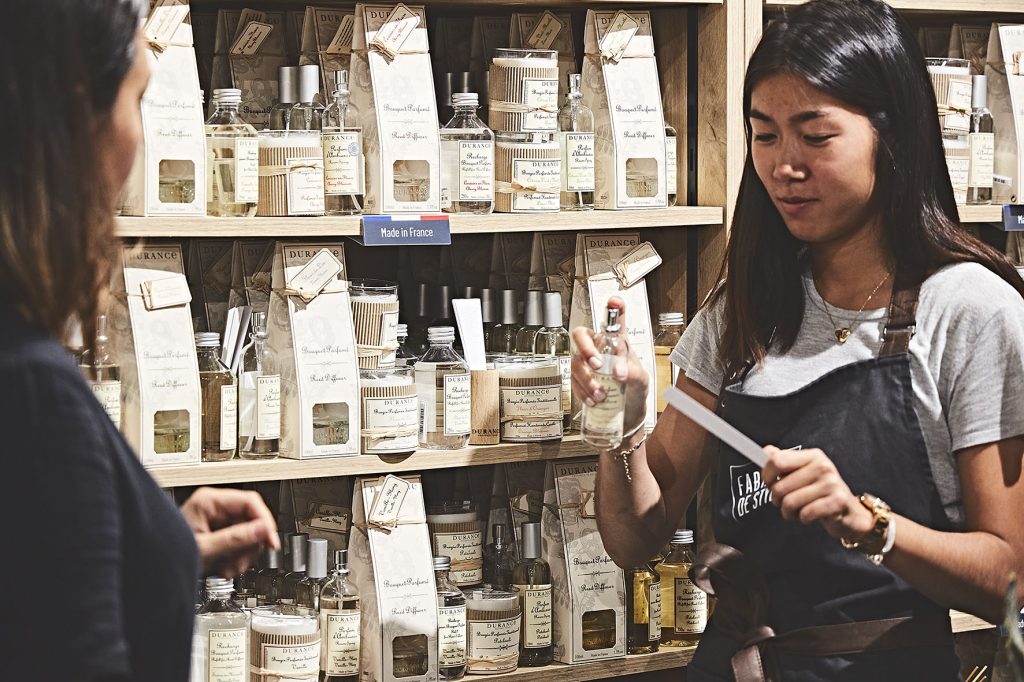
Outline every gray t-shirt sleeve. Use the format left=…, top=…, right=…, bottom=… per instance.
left=669, top=296, right=727, bottom=395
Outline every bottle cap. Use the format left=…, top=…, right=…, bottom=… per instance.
left=461, top=286, right=478, bottom=300
left=521, top=522, right=542, bottom=559
left=264, top=546, right=282, bottom=570
left=334, top=549, right=349, bottom=573
left=452, top=92, right=479, bottom=107
left=95, top=315, right=110, bottom=344
left=297, top=64, right=321, bottom=104
left=413, top=283, right=431, bottom=319
left=277, top=67, right=298, bottom=105
left=501, top=290, right=519, bottom=325
left=433, top=556, right=452, bottom=571
left=671, top=529, right=694, bottom=545
left=492, top=523, right=507, bottom=545
left=658, top=312, right=685, bottom=327
left=205, top=576, right=235, bottom=594
left=251, top=311, right=268, bottom=336
left=568, top=73, right=582, bottom=95
left=542, top=292, right=562, bottom=329
left=289, top=533, right=308, bottom=572
left=333, top=69, right=350, bottom=95
left=397, top=323, right=408, bottom=339
left=195, top=332, right=220, bottom=347
left=428, top=326, right=456, bottom=344
left=972, top=74, right=987, bottom=109
left=435, top=285, right=454, bottom=321
left=214, top=87, right=242, bottom=104
left=306, top=538, right=329, bottom=579
left=524, top=290, right=544, bottom=326
left=604, top=307, right=621, bottom=334
left=481, top=288, right=496, bottom=324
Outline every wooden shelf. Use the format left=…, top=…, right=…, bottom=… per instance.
left=198, top=0, right=720, bottom=7
left=151, top=435, right=596, bottom=487
left=116, top=206, right=724, bottom=239
left=958, top=204, right=1004, bottom=224
left=951, top=609, right=997, bottom=634
left=494, top=648, right=695, bottom=682
left=767, top=0, right=1024, bottom=11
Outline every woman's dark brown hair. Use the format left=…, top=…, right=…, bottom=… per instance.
left=0, top=0, right=142, bottom=341
left=713, top=0, right=1024, bottom=368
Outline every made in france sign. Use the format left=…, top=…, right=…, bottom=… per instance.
left=361, top=215, right=451, bottom=246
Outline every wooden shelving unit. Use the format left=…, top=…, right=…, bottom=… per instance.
left=950, top=610, right=997, bottom=634
left=958, top=204, right=1004, bottom=224
left=767, top=0, right=1024, bottom=11
left=494, top=648, right=697, bottom=682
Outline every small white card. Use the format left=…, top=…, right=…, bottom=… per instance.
left=143, top=0, right=190, bottom=47
left=285, top=157, right=326, bottom=216
left=613, top=242, right=662, bottom=288
left=307, top=503, right=352, bottom=533
left=453, top=298, right=486, bottom=371
left=287, top=248, right=343, bottom=302
left=527, top=11, right=564, bottom=50
left=661, top=386, right=769, bottom=467
left=367, top=475, right=411, bottom=528
left=326, top=14, right=356, bottom=55
left=230, top=21, right=274, bottom=56
left=140, top=275, right=192, bottom=310
left=369, top=4, right=420, bottom=60
left=599, top=11, right=640, bottom=62
left=233, top=9, right=268, bottom=43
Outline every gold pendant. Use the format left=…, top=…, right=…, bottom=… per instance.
left=835, top=328, right=851, bottom=344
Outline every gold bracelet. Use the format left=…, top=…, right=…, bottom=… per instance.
left=615, top=430, right=647, bottom=483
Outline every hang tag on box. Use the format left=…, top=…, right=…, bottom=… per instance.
left=286, top=248, right=343, bottom=302
left=599, top=11, right=640, bottom=62
left=367, top=475, right=411, bottom=528
left=326, top=14, right=356, bottom=56
left=230, top=21, right=274, bottom=56
left=233, top=9, right=268, bottom=43
left=612, top=242, right=661, bottom=288
left=143, top=0, right=190, bottom=47
left=527, top=11, right=564, bottom=50
left=369, top=3, right=420, bottom=60
left=140, top=275, right=192, bottom=311
left=307, top=502, right=352, bottom=533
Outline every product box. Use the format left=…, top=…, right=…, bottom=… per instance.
left=109, top=243, right=202, bottom=467
left=186, top=239, right=233, bottom=334
left=227, top=239, right=273, bottom=312
left=542, top=458, right=626, bottom=664
left=287, top=477, right=354, bottom=561
left=351, top=4, right=441, bottom=214
left=121, top=0, right=207, bottom=217
left=432, top=16, right=474, bottom=74
left=210, top=9, right=289, bottom=127
left=300, top=6, right=356, bottom=101
left=528, top=232, right=576, bottom=324
left=949, top=24, right=990, bottom=74
left=918, top=26, right=952, bottom=58
left=470, top=16, right=512, bottom=75
left=510, top=11, right=577, bottom=103
left=488, top=232, right=534, bottom=292
left=266, top=242, right=361, bottom=459
left=581, top=10, right=668, bottom=209
left=348, top=474, right=438, bottom=682
left=487, top=461, right=547, bottom=560
left=986, top=24, right=1024, bottom=205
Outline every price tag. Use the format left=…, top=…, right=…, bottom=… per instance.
left=140, top=275, right=192, bottom=310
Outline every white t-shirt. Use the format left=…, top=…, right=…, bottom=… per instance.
left=671, top=262, right=1024, bottom=528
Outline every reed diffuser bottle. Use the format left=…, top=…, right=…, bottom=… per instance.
left=512, top=522, right=553, bottom=666
left=581, top=307, right=625, bottom=449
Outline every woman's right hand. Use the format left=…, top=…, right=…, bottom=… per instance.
left=571, top=296, right=650, bottom=435
left=180, top=487, right=279, bottom=578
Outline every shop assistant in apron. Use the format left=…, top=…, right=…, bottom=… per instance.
left=687, top=275, right=959, bottom=682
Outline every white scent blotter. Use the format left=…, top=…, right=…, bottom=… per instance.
left=661, top=386, right=769, bottom=467
left=121, top=0, right=206, bottom=216
left=542, top=458, right=626, bottom=664
left=348, top=475, right=439, bottom=682
left=267, top=242, right=360, bottom=459
left=109, top=244, right=201, bottom=467
left=986, top=25, right=1024, bottom=205
left=351, top=4, right=441, bottom=214
left=582, top=10, right=667, bottom=209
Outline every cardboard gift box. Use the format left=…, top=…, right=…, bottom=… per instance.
left=210, top=8, right=289, bottom=128
left=300, top=6, right=356, bottom=101
left=510, top=11, right=578, bottom=104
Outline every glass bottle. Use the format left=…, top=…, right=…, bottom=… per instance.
left=234, top=565, right=259, bottom=608
left=296, top=538, right=330, bottom=610
left=512, top=522, right=553, bottom=666
left=665, top=120, right=679, bottom=207
left=79, top=315, right=121, bottom=427
left=435, top=556, right=468, bottom=680
left=322, top=69, right=364, bottom=216
left=280, top=533, right=308, bottom=605
left=405, top=283, right=433, bottom=356
left=395, top=323, right=420, bottom=367
left=968, top=74, right=994, bottom=206
left=514, top=290, right=545, bottom=354
left=481, top=289, right=498, bottom=350
left=581, top=307, right=625, bottom=450
left=533, top=292, right=571, bottom=428
left=431, top=285, right=459, bottom=349
left=658, top=529, right=707, bottom=646
left=654, top=312, right=685, bottom=416
left=557, top=73, right=595, bottom=211
left=415, top=327, right=471, bottom=450
left=237, top=312, right=281, bottom=460
left=440, top=92, right=495, bottom=214
left=291, top=64, right=325, bottom=131
left=320, top=550, right=361, bottom=682
left=256, top=546, right=285, bottom=606
left=190, top=577, right=249, bottom=682
left=270, top=66, right=298, bottom=131
left=196, top=332, right=237, bottom=462
left=626, top=559, right=662, bottom=654
left=205, top=88, right=259, bottom=217
left=489, top=289, right=520, bottom=355
left=483, top=523, right=515, bottom=590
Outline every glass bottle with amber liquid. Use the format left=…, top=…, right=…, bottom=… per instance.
left=320, top=550, right=361, bottom=682
left=658, top=529, right=706, bottom=646
left=512, top=522, right=553, bottom=666
left=626, top=559, right=661, bottom=654
left=296, top=538, right=330, bottom=610
left=237, top=312, right=280, bottom=460
left=196, top=332, right=237, bottom=462
left=79, top=314, right=121, bottom=427
left=435, top=556, right=468, bottom=680
left=533, top=292, right=571, bottom=429
left=653, top=312, right=685, bottom=416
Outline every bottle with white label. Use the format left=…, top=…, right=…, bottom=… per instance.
left=250, top=605, right=321, bottom=682
left=581, top=307, right=626, bottom=450
left=440, top=92, right=495, bottom=214
left=190, top=577, right=250, bottom=682
left=205, top=88, right=259, bottom=217
left=238, top=312, right=280, bottom=460
left=557, top=73, right=595, bottom=211
left=196, top=332, right=237, bottom=462
left=79, top=315, right=121, bottom=428
left=665, top=121, right=679, bottom=207
left=322, top=69, right=364, bottom=216
left=626, top=559, right=661, bottom=654
left=968, top=74, right=994, bottom=206
left=415, top=326, right=471, bottom=450
left=434, top=556, right=468, bottom=680
left=319, top=550, right=361, bottom=682
left=512, top=522, right=553, bottom=666
left=657, top=529, right=707, bottom=647
left=653, top=312, right=685, bottom=416
left=533, top=292, right=572, bottom=429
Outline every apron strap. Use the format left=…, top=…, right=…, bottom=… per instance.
left=880, top=272, right=922, bottom=357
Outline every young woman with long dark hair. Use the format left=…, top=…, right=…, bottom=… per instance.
left=573, top=0, right=1024, bottom=679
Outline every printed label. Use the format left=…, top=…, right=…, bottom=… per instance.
left=673, top=577, right=707, bottom=634
left=459, top=141, right=495, bottom=202
left=522, top=79, right=559, bottom=131
left=286, top=248, right=343, bottom=301
left=468, top=617, right=522, bottom=672
left=367, top=474, right=411, bottom=527
left=380, top=311, right=400, bottom=367
left=325, top=14, right=356, bottom=55
left=363, top=395, right=419, bottom=452
left=323, top=610, right=360, bottom=675
left=234, top=138, right=259, bottom=203
left=441, top=140, right=458, bottom=208
left=561, top=132, right=596, bottom=192
left=219, top=384, right=238, bottom=451
left=141, top=275, right=192, bottom=310
left=613, top=242, right=662, bottom=288
left=308, top=503, right=351, bottom=533
left=230, top=21, right=274, bottom=56
left=583, top=367, right=624, bottom=431
left=92, top=381, right=121, bottom=425
left=261, top=642, right=321, bottom=682
left=599, top=11, right=640, bottom=61
left=207, top=628, right=247, bottom=682
left=512, top=159, right=561, bottom=212
left=666, top=136, right=678, bottom=196
left=526, top=11, right=563, bottom=50
left=369, top=3, right=420, bottom=59
left=443, top=373, right=472, bottom=436
left=438, top=605, right=468, bottom=666
left=968, top=132, right=994, bottom=188
left=649, top=582, right=662, bottom=641
left=500, top=385, right=563, bottom=441
left=143, top=0, right=190, bottom=46
left=256, top=375, right=281, bottom=440
left=435, top=531, right=483, bottom=585
left=515, top=584, right=552, bottom=648
left=945, top=79, right=972, bottom=132
left=558, top=356, right=572, bottom=413
left=286, top=157, right=326, bottom=216
left=323, top=132, right=363, bottom=195
left=946, top=155, right=969, bottom=205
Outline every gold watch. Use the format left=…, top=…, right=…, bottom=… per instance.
left=840, top=494, right=891, bottom=558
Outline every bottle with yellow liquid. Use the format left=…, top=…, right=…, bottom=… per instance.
left=657, top=529, right=707, bottom=647
left=654, top=313, right=685, bottom=415
left=626, top=558, right=661, bottom=654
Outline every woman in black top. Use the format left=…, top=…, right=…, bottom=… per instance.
left=0, top=2, right=280, bottom=679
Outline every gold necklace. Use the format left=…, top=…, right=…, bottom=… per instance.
left=819, top=272, right=891, bottom=344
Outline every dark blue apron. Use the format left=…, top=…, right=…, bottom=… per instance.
left=687, top=278, right=960, bottom=681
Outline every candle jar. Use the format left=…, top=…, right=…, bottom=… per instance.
left=494, top=356, right=563, bottom=442
left=257, top=131, right=325, bottom=217
left=250, top=605, right=321, bottom=682
left=351, top=279, right=400, bottom=369
left=427, top=501, right=484, bottom=588
left=495, top=133, right=561, bottom=214
left=464, top=589, right=522, bottom=674
left=489, top=48, right=559, bottom=134
left=359, top=367, right=419, bottom=455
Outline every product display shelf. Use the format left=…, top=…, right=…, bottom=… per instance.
left=950, top=609, right=997, bottom=633
left=766, top=0, right=1024, bottom=12
left=492, top=648, right=697, bottom=682
left=958, top=204, right=1005, bottom=224
left=200, top=0, right=721, bottom=6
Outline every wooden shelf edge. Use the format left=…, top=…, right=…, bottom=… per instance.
left=958, top=204, right=1004, bottom=224
left=495, top=648, right=696, bottom=682
left=951, top=609, right=997, bottom=634
left=767, top=0, right=1024, bottom=11
left=199, top=0, right=720, bottom=7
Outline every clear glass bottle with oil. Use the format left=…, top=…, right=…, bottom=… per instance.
left=190, top=577, right=249, bottom=682
left=557, top=73, right=595, bottom=211
left=415, top=327, right=471, bottom=450
left=489, top=290, right=521, bottom=354
left=968, top=74, right=994, bottom=206
left=205, top=88, right=259, bottom=217
left=79, top=315, right=121, bottom=427
left=256, top=546, right=285, bottom=606
left=435, top=556, right=468, bottom=680
left=440, top=92, right=495, bottom=215
left=483, top=523, right=515, bottom=590
left=653, top=312, right=685, bottom=416
left=322, top=69, right=364, bottom=216
left=533, top=292, right=571, bottom=429
left=658, top=529, right=706, bottom=646
left=238, top=312, right=280, bottom=460
left=665, top=120, right=679, bottom=207
left=512, top=522, right=553, bottom=666
left=196, top=332, right=237, bottom=462
left=295, top=538, right=330, bottom=610
left=290, top=64, right=325, bottom=132
left=626, top=559, right=662, bottom=654
left=581, top=307, right=625, bottom=450
left=320, top=550, right=361, bottom=682
left=514, top=290, right=545, bottom=354
left=270, top=66, right=298, bottom=131
left=280, top=533, right=308, bottom=605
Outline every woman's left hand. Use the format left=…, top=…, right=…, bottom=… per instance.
left=763, top=446, right=875, bottom=541
left=180, top=487, right=280, bottom=577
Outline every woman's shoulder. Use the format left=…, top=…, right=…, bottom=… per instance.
left=918, top=262, right=1024, bottom=331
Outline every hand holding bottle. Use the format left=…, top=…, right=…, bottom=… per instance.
left=180, top=487, right=280, bottom=578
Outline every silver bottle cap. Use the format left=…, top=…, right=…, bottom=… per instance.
left=480, top=289, right=496, bottom=324
left=397, top=323, right=408, bottom=339
left=461, top=286, right=478, bottom=300
left=298, top=64, right=321, bottom=104
left=195, top=332, right=220, bottom=347
left=205, top=576, right=234, bottom=594
left=501, top=289, right=519, bottom=325
left=278, top=67, right=298, bottom=104
left=521, top=522, right=542, bottom=559
left=264, top=545, right=282, bottom=570
left=453, top=92, right=479, bottom=107
left=214, top=87, right=242, bottom=104
left=433, top=556, right=452, bottom=571
left=671, top=529, right=694, bottom=545
left=289, top=533, right=308, bottom=571
left=428, top=326, right=456, bottom=344
left=334, top=549, right=349, bottom=573
left=334, top=69, right=350, bottom=95
left=972, top=74, right=987, bottom=109
left=524, top=290, right=544, bottom=326
left=307, top=538, right=329, bottom=579
left=542, top=292, right=562, bottom=329
left=568, top=73, right=583, bottom=96
left=604, top=307, right=622, bottom=334
left=658, top=312, right=685, bottom=326
left=251, top=311, right=268, bottom=336
left=95, top=315, right=110, bottom=344
left=492, top=523, right=507, bottom=545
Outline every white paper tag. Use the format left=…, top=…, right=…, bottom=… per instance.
left=526, top=11, right=564, bottom=50
left=666, top=136, right=678, bottom=196
left=140, top=275, right=192, bottom=310
left=286, top=248, right=343, bottom=302
left=613, top=242, right=662, bottom=288
left=367, top=475, right=411, bottom=527
left=234, top=9, right=268, bottom=42
left=599, top=11, right=640, bottom=62
left=285, top=157, right=326, bottom=216
left=143, top=0, right=190, bottom=46
left=326, top=14, right=356, bottom=55
left=220, top=384, right=238, bottom=451
left=521, top=79, right=559, bottom=132
left=230, top=21, right=274, bottom=56
left=561, top=132, right=596, bottom=192
left=323, top=132, right=363, bottom=195
left=369, top=4, right=420, bottom=60
left=307, top=503, right=351, bottom=533
left=234, top=138, right=259, bottom=203
left=945, top=79, right=972, bottom=132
